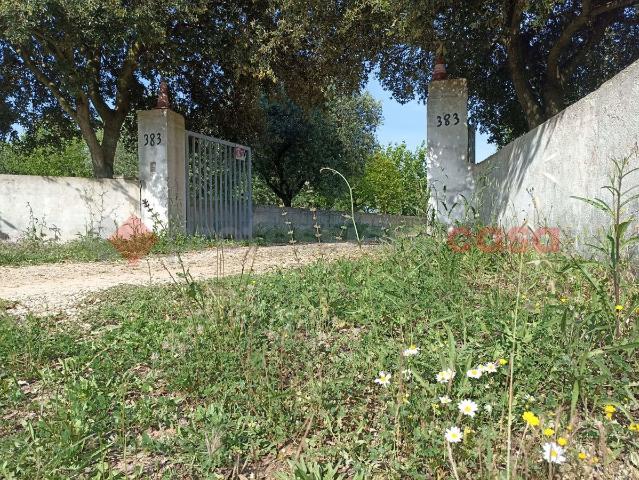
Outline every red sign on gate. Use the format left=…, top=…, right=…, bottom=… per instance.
left=234, top=146, right=247, bottom=160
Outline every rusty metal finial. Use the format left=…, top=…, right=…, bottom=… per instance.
left=156, top=80, right=170, bottom=109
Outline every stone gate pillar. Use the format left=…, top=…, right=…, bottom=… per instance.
left=137, top=82, right=187, bottom=233
left=427, top=55, right=474, bottom=223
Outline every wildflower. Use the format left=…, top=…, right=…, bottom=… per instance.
left=522, top=411, right=540, bottom=427
left=628, top=422, right=639, bottom=432
left=374, top=371, right=391, bottom=387
left=543, top=428, right=555, bottom=437
left=467, top=368, right=483, bottom=379
left=458, top=399, right=479, bottom=417
left=604, top=404, right=616, bottom=419
left=542, top=442, right=566, bottom=464
left=615, top=304, right=624, bottom=312
left=439, top=395, right=452, bottom=405
left=482, top=362, right=498, bottom=374
left=578, top=452, right=588, bottom=460
left=557, top=437, right=568, bottom=447
left=403, top=344, right=420, bottom=357
left=590, top=456, right=599, bottom=464
left=484, top=404, right=493, bottom=414
left=560, top=297, right=567, bottom=303
left=435, top=368, right=455, bottom=384
left=498, top=358, right=508, bottom=366
left=445, top=426, right=463, bottom=443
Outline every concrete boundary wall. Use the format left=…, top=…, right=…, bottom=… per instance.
left=470, top=59, right=639, bottom=245
left=253, top=205, right=424, bottom=235
left=0, top=175, right=140, bottom=242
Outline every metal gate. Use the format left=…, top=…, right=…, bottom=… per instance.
left=185, top=131, right=252, bottom=239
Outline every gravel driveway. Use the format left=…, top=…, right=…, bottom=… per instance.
left=0, top=243, right=375, bottom=316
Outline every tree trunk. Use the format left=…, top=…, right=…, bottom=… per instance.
left=76, top=100, right=122, bottom=178
left=506, top=0, right=546, bottom=130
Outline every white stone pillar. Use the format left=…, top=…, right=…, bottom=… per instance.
left=137, top=108, right=186, bottom=233
left=427, top=78, right=474, bottom=223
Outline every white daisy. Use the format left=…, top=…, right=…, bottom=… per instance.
left=458, top=399, right=479, bottom=417
left=482, top=362, right=498, bottom=374
left=403, top=344, right=420, bottom=357
left=374, top=371, right=391, bottom=387
left=439, top=395, right=452, bottom=405
left=435, top=368, right=456, bottom=383
left=467, top=368, right=483, bottom=379
left=542, top=442, right=566, bottom=464
left=445, top=426, right=463, bottom=443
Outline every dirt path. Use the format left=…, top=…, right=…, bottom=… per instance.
left=1, top=243, right=375, bottom=316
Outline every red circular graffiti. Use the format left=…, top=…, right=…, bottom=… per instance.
left=507, top=227, right=530, bottom=253
left=533, top=227, right=560, bottom=253
left=447, top=227, right=473, bottom=252
left=476, top=226, right=505, bottom=253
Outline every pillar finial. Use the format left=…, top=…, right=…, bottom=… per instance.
left=433, top=41, right=448, bottom=81
left=156, top=80, right=171, bottom=109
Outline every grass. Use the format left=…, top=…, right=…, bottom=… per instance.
left=1, top=234, right=638, bottom=478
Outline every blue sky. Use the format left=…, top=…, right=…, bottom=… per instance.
left=365, top=75, right=497, bottom=162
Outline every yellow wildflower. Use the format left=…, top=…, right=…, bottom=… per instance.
left=522, top=411, right=540, bottom=427
left=543, top=428, right=555, bottom=437
left=560, top=297, right=567, bottom=303
left=629, top=423, right=639, bottom=432
left=591, top=456, right=599, bottom=464
left=498, top=358, right=508, bottom=366
left=578, top=452, right=588, bottom=460
left=615, top=304, right=624, bottom=311
left=604, top=404, right=616, bottom=419
left=557, top=437, right=568, bottom=446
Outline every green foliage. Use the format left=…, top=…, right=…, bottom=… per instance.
left=569, top=146, right=639, bottom=337
left=254, top=92, right=382, bottom=206
left=356, top=143, right=428, bottom=215
left=1, top=234, right=638, bottom=478
left=0, top=135, right=91, bottom=177
left=375, top=1, right=639, bottom=145
left=0, top=0, right=382, bottom=177
left=0, top=126, right=138, bottom=178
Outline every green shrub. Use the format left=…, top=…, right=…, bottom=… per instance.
left=0, top=136, right=92, bottom=177
left=356, top=143, right=428, bottom=216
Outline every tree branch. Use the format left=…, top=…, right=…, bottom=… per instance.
left=86, top=48, right=114, bottom=122
left=14, top=46, right=79, bottom=123
left=544, top=0, right=635, bottom=115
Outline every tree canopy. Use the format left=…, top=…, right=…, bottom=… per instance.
left=0, top=0, right=380, bottom=177
left=375, top=0, right=639, bottom=145
left=254, top=92, right=382, bottom=207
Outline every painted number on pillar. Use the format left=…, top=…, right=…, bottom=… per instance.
left=143, top=132, right=162, bottom=146
left=436, top=113, right=460, bottom=127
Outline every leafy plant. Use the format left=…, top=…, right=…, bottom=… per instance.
left=571, top=145, right=639, bottom=337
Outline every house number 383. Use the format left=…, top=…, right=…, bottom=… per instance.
left=436, top=113, right=460, bottom=127
left=144, top=132, right=162, bottom=146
